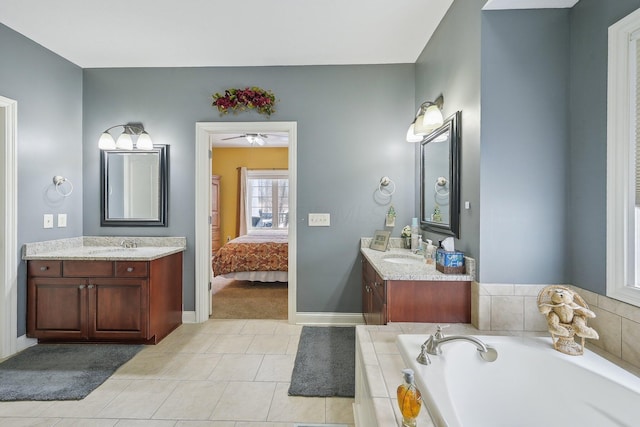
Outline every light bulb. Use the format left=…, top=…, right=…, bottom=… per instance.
left=406, top=123, right=423, bottom=142
left=422, top=104, right=444, bottom=131
left=98, top=132, right=116, bottom=150
left=116, top=132, right=133, bottom=150
left=136, top=132, right=153, bottom=150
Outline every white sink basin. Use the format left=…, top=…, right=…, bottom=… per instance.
left=382, top=254, right=424, bottom=265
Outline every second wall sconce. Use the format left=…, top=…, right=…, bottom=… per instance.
left=98, top=123, right=153, bottom=150
left=406, top=95, right=444, bottom=142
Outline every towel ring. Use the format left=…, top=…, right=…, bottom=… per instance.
left=434, top=176, right=449, bottom=197
left=378, top=176, right=396, bottom=197
left=53, top=176, right=74, bottom=197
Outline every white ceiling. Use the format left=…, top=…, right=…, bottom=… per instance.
left=0, top=0, right=578, bottom=69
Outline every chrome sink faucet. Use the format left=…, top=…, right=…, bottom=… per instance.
left=120, top=239, right=138, bottom=249
left=417, top=325, right=498, bottom=365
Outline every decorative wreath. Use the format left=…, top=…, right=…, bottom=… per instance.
left=212, top=86, right=277, bottom=117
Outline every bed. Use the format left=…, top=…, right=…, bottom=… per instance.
left=212, top=231, right=288, bottom=282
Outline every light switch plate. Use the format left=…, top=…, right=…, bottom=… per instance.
left=308, top=213, right=330, bottom=227
left=58, top=213, right=67, bottom=228
left=43, top=214, right=54, bottom=229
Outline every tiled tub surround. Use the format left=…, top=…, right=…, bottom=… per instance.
left=354, top=323, right=640, bottom=427
left=473, top=282, right=640, bottom=371
left=22, top=236, right=187, bottom=260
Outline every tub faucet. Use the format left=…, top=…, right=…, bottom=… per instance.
left=417, top=325, right=498, bottom=365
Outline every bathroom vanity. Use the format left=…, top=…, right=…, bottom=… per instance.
left=360, top=238, right=474, bottom=325
left=23, top=237, right=186, bottom=344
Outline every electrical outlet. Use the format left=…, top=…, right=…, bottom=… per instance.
left=43, top=214, right=54, bottom=229
left=58, top=213, right=67, bottom=228
left=308, top=213, right=330, bottom=227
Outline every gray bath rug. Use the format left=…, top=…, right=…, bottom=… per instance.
left=288, top=326, right=355, bottom=397
left=0, top=343, right=143, bottom=401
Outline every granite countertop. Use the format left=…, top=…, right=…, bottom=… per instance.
left=360, top=237, right=475, bottom=281
left=22, top=236, right=187, bottom=261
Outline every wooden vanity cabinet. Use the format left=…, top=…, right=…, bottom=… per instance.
left=361, top=257, right=471, bottom=325
left=27, top=253, right=182, bottom=344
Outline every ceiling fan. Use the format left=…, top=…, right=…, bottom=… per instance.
left=220, top=133, right=284, bottom=146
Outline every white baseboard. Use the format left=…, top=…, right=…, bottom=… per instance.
left=182, top=311, right=196, bottom=323
left=293, top=312, right=365, bottom=326
left=182, top=310, right=364, bottom=326
left=17, top=334, right=37, bottom=352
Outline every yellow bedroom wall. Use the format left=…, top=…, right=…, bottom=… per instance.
left=212, top=147, right=288, bottom=243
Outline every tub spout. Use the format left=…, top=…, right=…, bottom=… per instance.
left=427, top=334, right=488, bottom=354
left=417, top=327, right=498, bottom=364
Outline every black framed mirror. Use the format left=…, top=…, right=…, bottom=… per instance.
left=100, top=145, right=168, bottom=226
left=420, top=111, right=461, bottom=238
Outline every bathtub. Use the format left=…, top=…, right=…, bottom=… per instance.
left=397, top=334, right=640, bottom=427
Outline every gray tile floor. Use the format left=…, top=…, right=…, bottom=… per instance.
left=0, top=319, right=355, bottom=427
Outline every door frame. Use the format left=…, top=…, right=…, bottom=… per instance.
left=0, top=96, right=18, bottom=358
left=194, top=121, right=297, bottom=323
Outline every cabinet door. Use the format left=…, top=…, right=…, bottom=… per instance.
left=88, top=278, right=148, bottom=340
left=27, top=277, right=88, bottom=340
left=362, top=259, right=386, bottom=325
left=371, top=285, right=385, bottom=325
left=362, top=259, right=375, bottom=324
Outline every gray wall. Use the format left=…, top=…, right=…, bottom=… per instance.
left=480, top=9, right=570, bottom=284
left=5, top=0, right=636, bottom=337
left=0, top=23, right=83, bottom=335
left=414, top=0, right=483, bottom=270
left=82, top=65, right=416, bottom=312
left=568, top=0, right=640, bottom=294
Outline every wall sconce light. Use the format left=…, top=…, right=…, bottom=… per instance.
left=98, top=123, right=153, bottom=150
left=406, top=95, right=444, bottom=142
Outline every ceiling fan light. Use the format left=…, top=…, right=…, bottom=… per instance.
left=245, top=135, right=265, bottom=146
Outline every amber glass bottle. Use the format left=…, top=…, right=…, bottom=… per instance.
left=397, top=368, right=422, bottom=427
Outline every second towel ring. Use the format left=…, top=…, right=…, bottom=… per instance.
left=53, top=176, right=74, bottom=197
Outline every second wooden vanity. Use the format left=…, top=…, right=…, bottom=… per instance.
left=23, top=237, right=186, bottom=344
left=361, top=239, right=473, bottom=325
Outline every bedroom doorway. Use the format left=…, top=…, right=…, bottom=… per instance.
left=210, top=134, right=289, bottom=319
left=194, top=122, right=297, bottom=323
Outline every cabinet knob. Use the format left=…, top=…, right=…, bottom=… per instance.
left=126, top=267, right=134, bottom=272
left=78, top=284, right=85, bottom=289
left=40, top=266, right=48, bottom=271
left=87, top=284, right=95, bottom=289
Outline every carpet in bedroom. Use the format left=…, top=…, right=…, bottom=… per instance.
left=211, top=278, right=287, bottom=319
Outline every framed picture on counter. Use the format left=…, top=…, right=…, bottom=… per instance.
left=370, top=230, right=391, bottom=251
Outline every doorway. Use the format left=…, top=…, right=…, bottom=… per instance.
left=0, top=96, right=18, bottom=358
left=194, top=122, right=297, bottom=323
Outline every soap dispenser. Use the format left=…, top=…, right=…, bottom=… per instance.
left=425, top=239, right=436, bottom=265
left=397, top=368, right=422, bottom=427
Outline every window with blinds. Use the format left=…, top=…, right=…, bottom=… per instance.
left=607, top=7, right=640, bottom=305
left=247, top=170, right=289, bottom=230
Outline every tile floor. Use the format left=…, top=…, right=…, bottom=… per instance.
left=0, top=319, right=355, bottom=427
